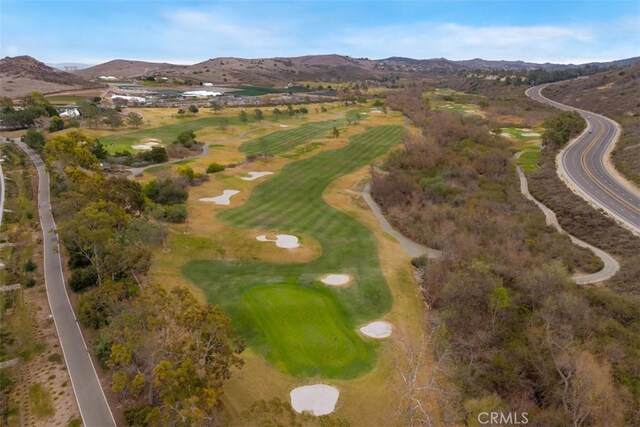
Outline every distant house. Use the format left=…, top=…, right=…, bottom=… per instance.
left=111, top=94, right=146, bottom=103
left=59, top=108, right=80, bottom=118
left=202, top=82, right=214, bottom=87
left=99, top=76, right=118, bottom=80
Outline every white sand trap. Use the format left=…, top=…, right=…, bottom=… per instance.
left=240, top=171, right=274, bottom=181
left=199, top=190, right=240, bottom=206
left=320, top=274, right=351, bottom=286
left=500, top=133, right=514, bottom=138
left=290, top=384, right=339, bottom=416
left=465, top=110, right=477, bottom=113
left=521, top=132, right=541, bottom=137
left=359, top=321, right=393, bottom=338
left=131, top=140, right=161, bottom=151
left=370, top=109, right=383, bottom=114
left=279, top=124, right=289, bottom=128
left=256, top=234, right=300, bottom=249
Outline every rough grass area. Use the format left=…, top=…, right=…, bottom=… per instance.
left=98, top=114, right=253, bottom=153
left=182, top=125, right=405, bottom=377
left=518, top=145, right=542, bottom=171
left=239, top=285, right=376, bottom=378
left=28, top=383, right=54, bottom=419
left=500, top=127, right=543, bottom=142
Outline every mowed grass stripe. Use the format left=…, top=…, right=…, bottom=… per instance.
left=182, top=125, right=405, bottom=378
left=239, top=119, right=342, bottom=155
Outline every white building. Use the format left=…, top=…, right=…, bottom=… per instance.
left=59, top=108, right=80, bottom=118
left=111, top=94, right=147, bottom=103
left=99, top=76, right=118, bottom=80
left=202, top=82, right=214, bottom=87
left=183, top=90, right=222, bottom=98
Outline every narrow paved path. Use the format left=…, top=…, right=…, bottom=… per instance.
left=362, top=183, right=442, bottom=259
left=526, top=84, right=640, bottom=236
left=16, top=140, right=117, bottom=427
left=515, top=153, right=619, bottom=284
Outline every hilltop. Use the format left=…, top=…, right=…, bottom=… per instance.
left=73, top=54, right=640, bottom=85
left=0, top=55, right=99, bottom=97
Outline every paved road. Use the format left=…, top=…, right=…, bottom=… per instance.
left=515, top=153, right=619, bottom=284
left=16, top=140, right=116, bottom=427
left=363, top=183, right=442, bottom=259
left=525, top=85, right=640, bottom=236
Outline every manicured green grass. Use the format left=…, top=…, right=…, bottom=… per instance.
left=182, top=125, right=406, bottom=378
left=44, top=95, right=88, bottom=104
left=519, top=146, right=542, bottom=172
left=239, top=119, right=342, bottom=155
left=240, top=285, right=376, bottom=378
left=500, top=127, right=543, bottom=142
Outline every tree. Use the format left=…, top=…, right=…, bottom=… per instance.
left=98, top=285, right=244, bottom=425
left=177, top=108, right=185, bottom=116
left=59, top=201, right=130, bottom=284
left=143, top=178, right=188, bottom=205
left=22, top=91, right=52, bottom=109
left=103, top=109, right=123, bottom=129
left=103, top=177, right=146, bottom=214
left=332, top=126, right=340, bottom=138
left=239, top=110, right=248, bottom=123
left=259, top=137, right=269, bottom=159
left=45, top=130, right=100, bottom=172
left=174, top=130, right=196, bottom=147
left=49, top=115, right=64, bottom=132
left=0, top=96, right=13, bottom=112
left=126, top=112, right=144, bottom=129
left=209, top=101, right=224, bottom=114
left=253, top=108, right=264, bottom=122
left=78, top=100, right=102, bottom=128
left=88, top=139, right=109, bottom=160
left=217, top=118, right=229, bottom=131
left=23, top=128, right=45, bottom=151
left=188, top=105, right=199, bottom=114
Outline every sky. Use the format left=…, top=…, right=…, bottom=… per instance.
left=1, top=0, right=639, bottom=65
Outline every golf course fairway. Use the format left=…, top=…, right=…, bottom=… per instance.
left=182, top=124, right=405, bottom=378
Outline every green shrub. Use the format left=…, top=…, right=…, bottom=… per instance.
left=48, top=353, right=63, bottom=364
left=124, top=405, right=159, bottom=426
left=206, top=162, right=225, bottom=174
left=24, top=259, right=37, bottom=272
left=24, top=278, right=37, bottom=288
left=68, top=267, right=98, bottom=292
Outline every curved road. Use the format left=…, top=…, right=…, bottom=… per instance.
left=525, top=85, right=640, bottom=236
left=515, top=153, right=619, bottom=284
left=16, top=140, right=116, bottom=427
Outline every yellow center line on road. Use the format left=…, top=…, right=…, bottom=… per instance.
left=577, top=120, right=640, bottom=215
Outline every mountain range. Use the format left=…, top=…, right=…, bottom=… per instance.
left=2, top=54, right=639, bottom=98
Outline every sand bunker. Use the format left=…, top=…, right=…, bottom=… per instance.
left=290, top=384, right=339, bottom=416
left=241, top=171, right=274, bottom=181
left=279, top=124, right=289, bottom=128
left=370, top=109, right=383, bottom=114
left=521, top=132, right=541, bottom=137
left=320, top=274, right=351, bottom=286
left=359, top=321, right=393, bottom=338
left=131, top=139, right=161, bottom=151
left=500, top=133, right=514, bottom=138
left=256, top=234, right=300, bottom=248
left=199, top=190, right=240, bottom=206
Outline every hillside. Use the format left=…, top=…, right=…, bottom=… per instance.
left=74, top=59, right=174, bottom=79
left=74, top=54, right=640, bottom=85
left=0, top=55, right=98, bottom=97
left=543, top=63, right=640, bottom=186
